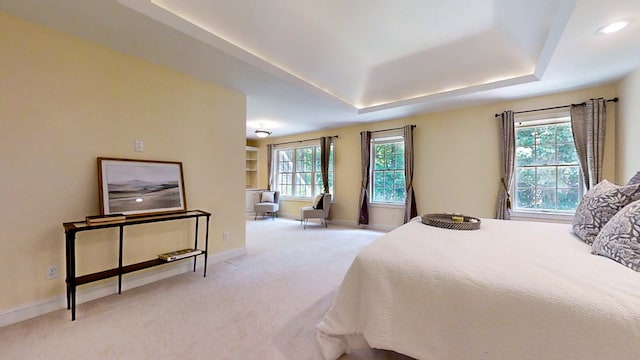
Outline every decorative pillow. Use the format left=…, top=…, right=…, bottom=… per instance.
left=626, top=171, right=640, bottom=186
left=312, top=194, right=324, bottom=210
left=261, top=191, right=275, bottom=203
left=592, top=199, right=640, bottom=272
left=572, top=180, right=640, bottom=244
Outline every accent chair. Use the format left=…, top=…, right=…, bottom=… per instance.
left=300, top=193, right=331, bottom=229
left=254, top=191, right=280, bottom=220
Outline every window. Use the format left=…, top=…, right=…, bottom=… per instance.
left=275, top=143, right=334, bottom=198
left=371, top=135, right=405, bottom=204
left=514, top=115, right=582, bottom=214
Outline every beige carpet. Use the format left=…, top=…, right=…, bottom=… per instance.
left=0, top=218, right=413, bottom=360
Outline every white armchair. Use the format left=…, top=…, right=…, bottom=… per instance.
left=300, top=193, right=331, bottom=229
left=254, top=191, right=280, bottom=220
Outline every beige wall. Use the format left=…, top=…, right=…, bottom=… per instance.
left=0, top=13, right=247, bottom=311
left=256, top=84, right=618, bottom=228
left=616, top=67, right=640, bottom=183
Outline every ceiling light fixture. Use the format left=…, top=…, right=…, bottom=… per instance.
left=597, top=19, right=634, bottom=35
left=255, top=128, right=272, bottom=138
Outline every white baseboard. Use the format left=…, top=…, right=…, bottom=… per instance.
left=277, top=212, right=394, bottom=232
left=331, top=218, right=395, bottom=232
left=0, top=247, right=247, bottom=328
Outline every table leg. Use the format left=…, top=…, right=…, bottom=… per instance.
left=65, top=230, right=77, bottom=321
left=118, top=225, right=123, bottom=294
left=193, top=217, right=199, bottom=273
left=204, top=216, right=210, bottom=277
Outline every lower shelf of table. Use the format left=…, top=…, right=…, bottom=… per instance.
left=73, top=253, right=205, bottom=286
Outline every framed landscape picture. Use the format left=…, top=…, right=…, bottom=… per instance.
left=98, top=157, right=187, bottom=216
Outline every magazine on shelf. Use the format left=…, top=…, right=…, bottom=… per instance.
left=158, top=249, right=202, bottom=261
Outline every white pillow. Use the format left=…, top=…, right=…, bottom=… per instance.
left=261, top=191, right=275, bottom=203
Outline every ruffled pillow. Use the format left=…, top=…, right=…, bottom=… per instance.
left=592, top=199, right=640, bottom=272
left=572, top=180, right=640, bottom=244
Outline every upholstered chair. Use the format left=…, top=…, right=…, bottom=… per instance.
left=254, top=191, right=280, bottom=220
left=300, top=193, right=332, bottom=229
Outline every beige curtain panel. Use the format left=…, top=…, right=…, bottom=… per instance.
left=570, top=99, right=607, bottom=191
left=496, top=111, right=515, bottom=220
left=266, top=144, right=275, bottom=191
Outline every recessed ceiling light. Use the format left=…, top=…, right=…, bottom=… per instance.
left=597, top=19, right=634, bottom=35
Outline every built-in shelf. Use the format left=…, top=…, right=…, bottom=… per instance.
left=246, top=146, right=258, bottom=189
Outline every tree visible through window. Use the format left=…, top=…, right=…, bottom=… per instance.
left=275, top=144, right=333, bottom=198
left=294, top=147, right=313, bottom=197
left=514, top=117, right=582, bottom=213
left=277, top=149, right=293, bottom=196
left=371, top=137, right=405, bottom=203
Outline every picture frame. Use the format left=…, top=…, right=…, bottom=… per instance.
left=97, top=157, right=187, bottom=216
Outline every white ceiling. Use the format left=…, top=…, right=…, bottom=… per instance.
left=2, top=0, right=639, bottom=139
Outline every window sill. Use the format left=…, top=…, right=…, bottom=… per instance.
left=281, top=196, right=335, bottom=204
left=368, top=202, right=404, bottom=209
left=511, top=210, right=574, bottom=224
left=281, top=196, right=312, bottom=201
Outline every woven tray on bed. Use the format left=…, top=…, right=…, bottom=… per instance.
left=421, top=213, right=481, bottom=230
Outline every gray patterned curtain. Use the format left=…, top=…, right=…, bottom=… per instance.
left=570, top=99, right=607, bottom=191
left=403, top=125, right=417, bottom=223
left=266, top=144, right=275, bottom=190
left=320, top=136, right=331, bottom=193
left=496, top=111, right=515, bottom=220
left=358, top=131, right=371, bottom=225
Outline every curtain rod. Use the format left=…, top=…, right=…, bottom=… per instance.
left=272, top=135, right=339, bottom=146
left=494, top=97, right=618, bottom=117
left=361, top=124, right=416, bottom=135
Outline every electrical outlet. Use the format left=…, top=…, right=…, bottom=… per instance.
left=223, top=232, right=230, bottom=241
left=47, top=265, right=58, bottom=279
left=134, top=139, right=144, bottom=152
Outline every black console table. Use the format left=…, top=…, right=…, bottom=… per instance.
left=62, top=210, right=211, bottom=320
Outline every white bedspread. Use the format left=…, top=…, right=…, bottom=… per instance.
left=317, top=219, right=640, bottom=360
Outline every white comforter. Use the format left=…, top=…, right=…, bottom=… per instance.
left=317, top=219, right=640, bottom=360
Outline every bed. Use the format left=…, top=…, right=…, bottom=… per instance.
left=316, top=218, right=640, bottom=360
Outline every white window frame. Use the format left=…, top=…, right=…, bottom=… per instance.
left=369, top=132, right=406, bottom=207
left=511, top=112, right=583, bottom=222
left=273, top=141, right=334, bottom=200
